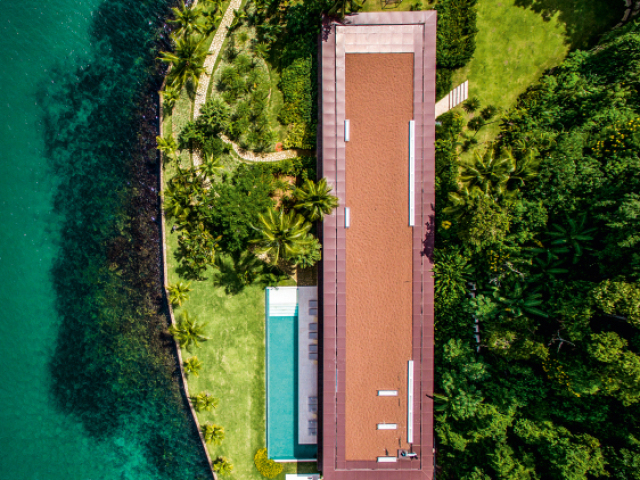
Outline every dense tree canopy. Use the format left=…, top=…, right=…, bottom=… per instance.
left=435, top=21, right=640, bottom=480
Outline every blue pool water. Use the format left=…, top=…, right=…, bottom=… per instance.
left=266, top=309, right=317, bottom=461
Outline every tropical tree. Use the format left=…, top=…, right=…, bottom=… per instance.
left=201, top=0, right=223, bottom=33
left=433, top=248, right=475, bottom=303
left=160, top=35, right=208, bottom=92
left=156, top=133, right=178, bottom=165
left=199, top=153, right=225, bottom=179
left=212, top=251, right=285, bottom=294
left=293, top=178, right=339, bottom=222
left=327, top=0, right=364, bottom=18
left=192, top=392, right=219, bottom=412
left=177, top=224, right=221, bottom=278
left=183, top=356, right=203, bottom=377
left=169, top=3, right=205, bottom=39
left=167, top=281, right=192, bottom=307
left=212, top=457, right=234, bottom=476
left=229, top=9, right=247, bottom=29
left=160, top=86, right=180, bottom=111
left=288, top=237, right=322, bottom=269
left=456, top=146, right=516, bottom=198
left=168, top=311, right=210, bottom=351
left=547, top=213, right=596, bottom=264
left=251, top=209, right=315, bottom=264
left=493, top=281, right=547, bottom=318
left=462, top=96, right=481, bottom=113
left=202, top=423, right=225, bottom=445
left=252, top=42, right=270, bottom=59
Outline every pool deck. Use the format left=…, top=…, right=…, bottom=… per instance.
left=318, top=11, right=436, bottom=480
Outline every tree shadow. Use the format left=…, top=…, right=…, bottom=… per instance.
left=211, top=251, right=288, bottom=295
left=513, top=0, right=626, bottom=49
left=422, top=206, right=436, bottom=264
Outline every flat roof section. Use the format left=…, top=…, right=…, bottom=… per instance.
left=319, top=11, right=436, bottom=480
left=344, top=52, right=414, bottom=461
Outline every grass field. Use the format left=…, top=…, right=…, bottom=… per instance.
left=450, top=0, right=623, bottom=155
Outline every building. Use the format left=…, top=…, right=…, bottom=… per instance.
left=317, top=11, right=437, bottom=480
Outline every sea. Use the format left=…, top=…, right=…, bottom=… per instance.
left=0, top=1, right=209, bottom=479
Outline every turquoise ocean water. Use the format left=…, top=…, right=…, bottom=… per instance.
left=0, top=1, right=209, bottom=478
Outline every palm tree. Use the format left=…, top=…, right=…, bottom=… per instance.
left=252, top=42, right=270, bottom=59
left=547, top=213, right=596, bottom=264
left=168, top=311, right=210, bottom=351
left=212, top=251, right=282, bottom=294
left=251, top=209, right=315, bottom=264
left=167, top=281, right=192, bottom=307
left=327, top=0, right=364, bottom=18
left=501, top=148, right=540, bottom=189
left=160, top=86, right=180, bottom=111
left=493, top=282, right=547, bottom=318
left=202, top=423, right=225, bottom=445
left=212, top=457, right=233, bottom=476
left=462, top=96, right=481, bottom=113
left=183, top=356, right=203, bottom=376
left=160, top=35, right=208, bottom=92
left=229, top=9, right=247, bottom=30
left=293, top=178, right=339, bottom=222
left=201, top=0, right=223, bottom=33
left=199, top=153, right=224, bottom=179
left=169, top=4, right=205, bottom=39
left=457, top=146, right=516, bottom=198
left=289, top=237, right=322, bottom=269
left=192, top=392, right=219, bottom=412
left=156, top=134, right=178, bottom=164
left=236, top=31, right=250, bottom=48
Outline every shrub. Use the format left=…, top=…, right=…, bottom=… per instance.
left=462, top=96, right=481, bottom=113
left=206, top=164, right=276, bottom=253
left=436, top=68, right=454, bottom=101
left=212, top=456, right=233, bottom=476
left=436, top=0, right=479, bottom=69
left=283, top=122, right=317, bottom=149
left=279, top=56, right=314, bottom=125
left=255, top=156, right=316, bottom=181
left=254, top=448, right=283, bottom=479
left=480, top=105, right=500, bottom=121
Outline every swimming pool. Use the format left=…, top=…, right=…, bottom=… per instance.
left=266, top=288, right=318, bottom=461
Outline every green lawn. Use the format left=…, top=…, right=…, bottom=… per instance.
left=450, top=0, right=623, bottom=154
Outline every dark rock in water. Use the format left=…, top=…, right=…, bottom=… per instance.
left=41, top=0, right=211, bottom=478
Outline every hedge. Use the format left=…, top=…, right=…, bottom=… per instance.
left=436, top=0, right=479, bottom=69
left=254, top=448, right=283, bottom=479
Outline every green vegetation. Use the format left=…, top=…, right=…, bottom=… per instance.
left=447, top=0, right=623, bottom=150
left=213, top=456, right=234, bottom=476
left=192, top=392, right=220, bottom=413
left=203, top=423, right=226, bottom=445
left=168, top=311, right=210, bottom=351
left=184, top=356, right=204, bottom=377
left=168, top=280, right=192, bottom=307
left=434, top=20, right=640, bottom=479
left=159, top=0, right=228, bottom=105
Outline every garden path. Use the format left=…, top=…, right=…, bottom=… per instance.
left=220, top=134, right=305, bottom=162
left=191, top=0, right=306, bottom=165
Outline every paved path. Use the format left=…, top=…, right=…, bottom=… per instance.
left=220, top=135, right=306, bottom=162
left=435, top=80, right=469, bottom=118
left=192, top=0, right=242, bottom=165
left=190, top=0, right=307, bottom=165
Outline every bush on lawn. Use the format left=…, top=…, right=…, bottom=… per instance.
left=254, top=448, right=283, bottom=479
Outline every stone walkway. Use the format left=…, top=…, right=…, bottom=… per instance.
left=220, top=135, right=306, bottom=162
left=189, top=0, right=307, bottom=165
